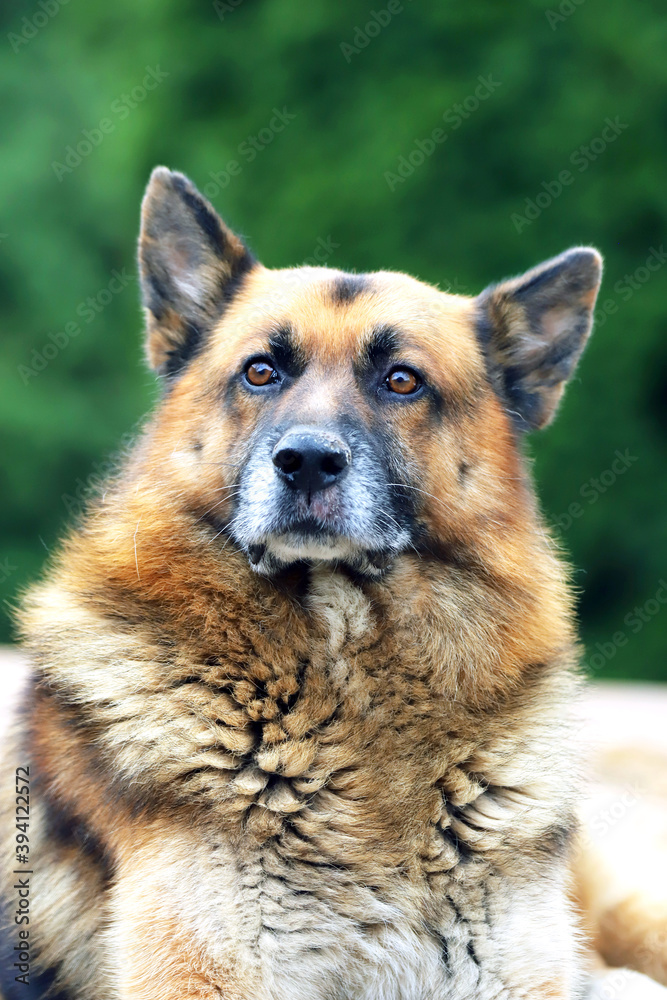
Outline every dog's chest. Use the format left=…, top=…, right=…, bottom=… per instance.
left=160, top=828, right=565, bottom=1000
left=153, top=572, right=574, bottom=997
left=196, top=841, right=487, bottom=1000
left=168, top=568, right=548, bottom=875
left=180, top=570, right=457, bottom=853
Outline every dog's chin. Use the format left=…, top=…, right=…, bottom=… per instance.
left=244, top=532, right=396, bottom=579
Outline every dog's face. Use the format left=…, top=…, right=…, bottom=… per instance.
left=196, top=266, right=488, bottom=576
left=138, top=168, right=601, bottom=577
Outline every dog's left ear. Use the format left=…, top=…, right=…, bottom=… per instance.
left=138, top=167, right=255, bottom=376
left=476, top=247, right=602, bottom=430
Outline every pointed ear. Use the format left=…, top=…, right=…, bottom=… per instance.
left=476, top=247, right=602, bottom=430
left=138, top=167, right=256, bottom=376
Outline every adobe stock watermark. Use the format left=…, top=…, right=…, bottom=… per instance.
left=213, top=0, right=245, bottom=20
left=592, top=932, right=667, bottom=1000
left=340, top=0, right=413, bottom=62
left=51, top=66, right=169, bottom=181
left=0, top=557, right=18, bottom=586
left=580, top=784, right=642, bottom=849
left=200, top=107, right=297, bottom=201
left=545, top=0, right=586, bottom=30
left=591, top=968, right=649, bottom=1000
left=62, top=432, right=135, bottom=518
left=384, top=75, right=502, bottom=191
left=511, top=116, right=628, bottom=233
left=7, top=0, right=69, bottom=53
left=586, top=579, right=667, bottom=673
left=595, top=246, right=667, bottom=327
left=552, top=448, right=637, bottom=532
left=18, top=268, right=134, bottom=384
left=302, top=235, right=340, bottom=267
left=442, top=277, right=472, bottom=295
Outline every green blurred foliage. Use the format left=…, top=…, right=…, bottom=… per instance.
left=0, top=0, right=665, bottom=679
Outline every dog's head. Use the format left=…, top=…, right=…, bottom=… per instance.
left=138, top=168, right=602, bottom=577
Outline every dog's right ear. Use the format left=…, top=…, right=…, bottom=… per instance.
left=138, top=167, right=255, bottom=377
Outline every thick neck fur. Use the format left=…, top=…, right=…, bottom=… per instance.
left=23, top=436, right=574, bottom=709
left=21, top=436, right=578, bottom=854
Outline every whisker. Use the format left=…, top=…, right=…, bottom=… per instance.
left=385, top=482, right=456, bottom=515
left=205, top=523, right=239, bottom=555
left=133, top=518, right=142, bottom=581
left=195, top=460, right=245, bottom=470
left=193, top=492, right=243, bottom=525
left=375, top=507, right=403, bottom=532
left=207, top=484, right=243, bottom=495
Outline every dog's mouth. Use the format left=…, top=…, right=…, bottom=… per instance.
left=245, top=506, right=365, bottom=568
left=239, top=504, right=405, bottom=577
left=275, top=475, right=364, bottom=533
left=227, top=431, right=414, bottom=576
left=270, top=515, right=340, bottom=537
left=245, top=535, right=396, bottom=577
left=284, top=492, right=344, bottom=527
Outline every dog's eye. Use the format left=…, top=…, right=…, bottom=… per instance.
left=245, top=360, right=279, bottom=387
left=385, top=367, right=421, bottom=395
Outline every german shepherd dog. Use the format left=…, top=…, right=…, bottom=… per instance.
left=1, top=168, right=662, bottom=999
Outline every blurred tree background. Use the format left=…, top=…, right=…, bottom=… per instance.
left=0, top=0, right=665, bottom=679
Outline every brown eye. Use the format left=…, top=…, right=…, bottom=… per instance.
left=386, top=367, right=421, bottom=395
left=245, top=360, right=278, bottom=387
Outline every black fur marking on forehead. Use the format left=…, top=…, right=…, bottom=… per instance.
left=328, top=273, right=371, bottom=305
left=354, top=325, right=450, bottom=420
left=362, top=325, right=401, bottom=369
left=268, top=323, right=307, bottom=377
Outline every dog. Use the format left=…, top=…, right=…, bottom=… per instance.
left=1, top=166, right=663, bottom=999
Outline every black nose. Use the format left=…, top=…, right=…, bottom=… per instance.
left=272, top=428, right=351, bottom=494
